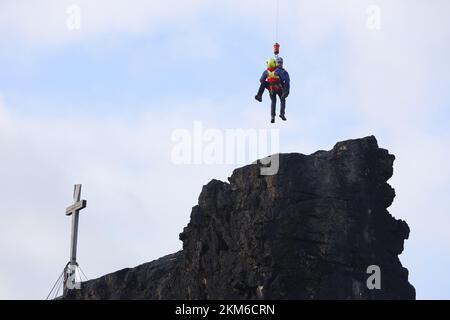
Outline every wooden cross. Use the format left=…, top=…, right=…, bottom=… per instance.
left=64, top=184, right=87, bottom=292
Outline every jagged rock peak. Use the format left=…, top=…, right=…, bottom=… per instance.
left=65, top=136, right=415, bottom=300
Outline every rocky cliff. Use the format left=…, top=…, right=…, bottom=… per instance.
left=65, top=136, right=415, bottom=299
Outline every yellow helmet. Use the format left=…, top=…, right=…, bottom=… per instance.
left=266, top=58, right=277, bottom=69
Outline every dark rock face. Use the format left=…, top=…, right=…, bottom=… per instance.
left=65, top=136, right=415, bottom=300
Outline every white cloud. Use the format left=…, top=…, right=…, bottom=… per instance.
left=0, top=97, right=10, bottom=130
left=0, top=0, right=209, bottom=46
left=0, top=0, right=285, bottom=50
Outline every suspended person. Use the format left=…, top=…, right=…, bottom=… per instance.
left=275, top=57, right=290, bottom=120
left=255, top=57, right=290, bottom=123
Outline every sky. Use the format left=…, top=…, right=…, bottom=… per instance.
left=0, top=0, right=449, bottom=299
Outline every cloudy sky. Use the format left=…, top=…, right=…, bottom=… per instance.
left=0, top=0, right=449, bottom=299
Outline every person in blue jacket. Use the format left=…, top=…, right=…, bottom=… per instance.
left=255, top=57, right=290, bottom=122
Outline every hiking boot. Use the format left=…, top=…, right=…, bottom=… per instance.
left=280, top=114, right=287, bottom=121
left=255, top=95, right=262, bottom=102
left=271, top=117, right=275, bottom=123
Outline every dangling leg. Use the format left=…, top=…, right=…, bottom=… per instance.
left=280, top=89, right=288, bottom=120
left=270, top=91, right=277, bottom=123
left=280, top=93, right=287, bottom=121
left=255, top=82, right=269, bottom=102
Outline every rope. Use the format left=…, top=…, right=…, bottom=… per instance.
left=275, top=0, right=279, bottom=42
left=78, top=265, right=89, bottom=282
left=46, top=267, right=65, bottom=300
left=53, top=272, right=64, bottom=299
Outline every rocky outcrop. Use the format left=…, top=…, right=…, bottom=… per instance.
left=65, top=136, right=415, bottom=300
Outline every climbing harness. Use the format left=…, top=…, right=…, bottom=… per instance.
left=266, top=58, right=282, bottom=93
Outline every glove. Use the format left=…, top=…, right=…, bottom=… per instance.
left=281, top=90, right=289, bottom=99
